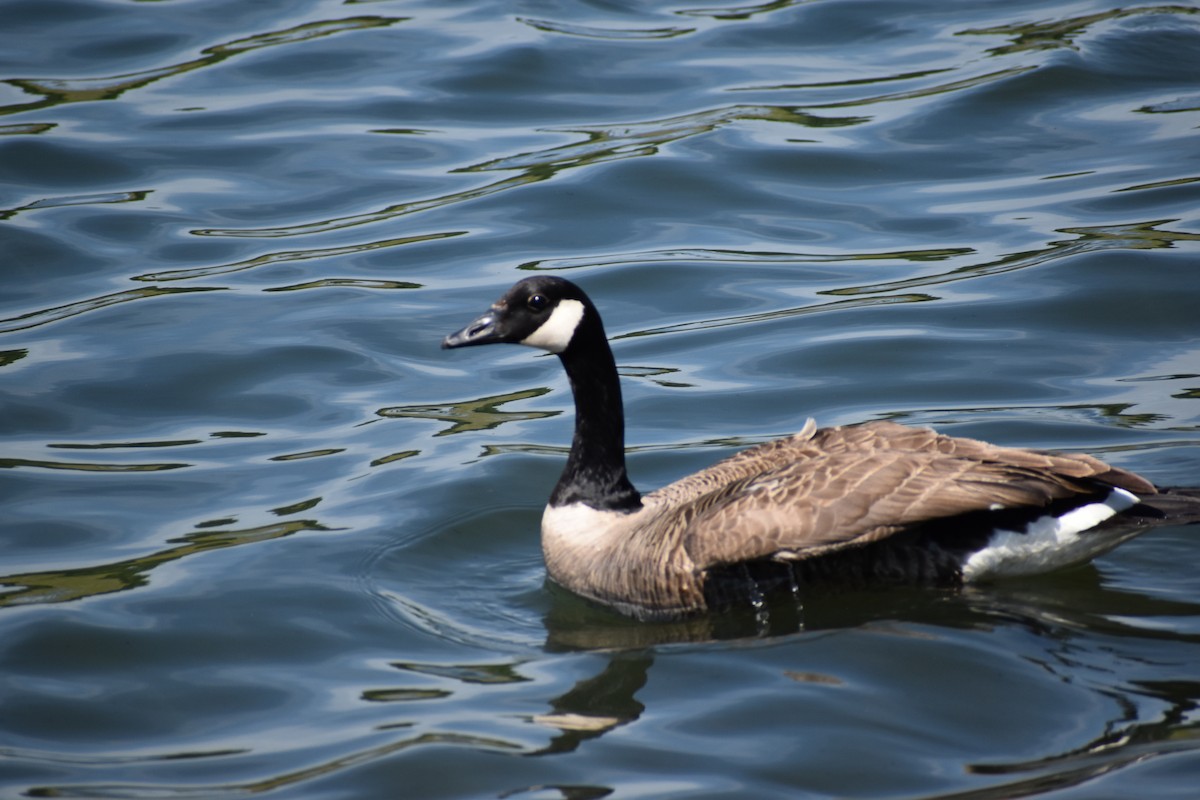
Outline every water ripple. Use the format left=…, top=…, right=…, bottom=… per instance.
left=0, top=458, right=189, bottom=473
left=525, top=245, right=972, bottom=271
left=133, top=232, right=461, bottom=283
left=797, top=66, right=1039, bottom=110
left=3, top=2, right=1199, bottom=798
left=824, top=220, right=1200, bottom=297
left=0, top=190, right=151, bottom=221
left=961, top=4, right=1200, bottom=56
left=378, top=388, right=557, bottom=437
left=264, top=278, right=422, bottom=293
left=565, top=219, right=1197, bottom=339
left=0, top=519, right=322, bottom=608
left=20, top=730, right=523, bottom=800
left=1, top=16, right=405, bottom=116
left=675, top=0, right=803, bottom=22
left=0, top=232, right=445, bottom=335
left=193, top=105, right=866, bottom=239
left=517, top=17, right=695, bottom=40
left=623, top=293, right=934, bottom=338
left=0, top=287, right=222, bottom=335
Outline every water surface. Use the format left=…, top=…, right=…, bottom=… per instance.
left=2, top=1, right=1199, bottom=797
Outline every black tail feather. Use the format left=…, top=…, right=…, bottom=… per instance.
left=1133, top=486, right=1200, bottom=526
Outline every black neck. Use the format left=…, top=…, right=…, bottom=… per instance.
left=548, top=311, right=642, bottom=512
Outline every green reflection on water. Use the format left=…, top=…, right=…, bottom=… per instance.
left=379, top=388, right=558, bottom=437
left=1, top=16, right=407, bottom=116
left=0, top=519, right=326, bottom=608
left=962, top=4, right=1200, bottom=56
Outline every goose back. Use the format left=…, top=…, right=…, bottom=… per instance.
left=668, top=419, right=1154, bottom=569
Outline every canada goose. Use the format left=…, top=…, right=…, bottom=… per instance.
left=443, top=276, right=1200, bottom=620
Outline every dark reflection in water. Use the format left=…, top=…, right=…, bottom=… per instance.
left=527, top=651, right=652, bottom=757
left=539, top=574, right=966, bottom=651
left=538, top=542, right=1200, bottom=652
left=526, top=571, right=1200, bottom=796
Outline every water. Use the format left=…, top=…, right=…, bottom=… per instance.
left=2, top=0, right=1199, bottom=797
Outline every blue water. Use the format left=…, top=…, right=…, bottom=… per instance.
left=2, top=0, right=1199, bottom=797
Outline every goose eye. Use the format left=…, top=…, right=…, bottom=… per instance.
left=527, top=294, right=548, bottom=311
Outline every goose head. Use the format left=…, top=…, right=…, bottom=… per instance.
left=442, top=276, right=593, bottom=355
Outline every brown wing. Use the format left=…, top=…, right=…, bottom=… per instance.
left=677, top=421, right=1155, bottom=569
left=646, top=418, right=820, bottom=509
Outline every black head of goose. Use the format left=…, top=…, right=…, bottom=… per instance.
left=444, top=276, right=1200, bottom=620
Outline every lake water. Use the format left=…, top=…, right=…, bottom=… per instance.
left=3, top=0, right=1200, bottom=797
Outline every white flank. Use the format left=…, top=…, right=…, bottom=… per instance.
left=520, top=299, right=585, bottom=354
left=962, top=487, right=1140, bottom=581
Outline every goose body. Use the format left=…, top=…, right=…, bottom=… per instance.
left=443, top=276, right=1199, bottom=620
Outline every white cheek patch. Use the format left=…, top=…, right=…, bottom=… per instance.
left=520, top=298, right=585, bottom=353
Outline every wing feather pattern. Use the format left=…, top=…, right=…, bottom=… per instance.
left=648, top=421, right=1154, bottom=570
